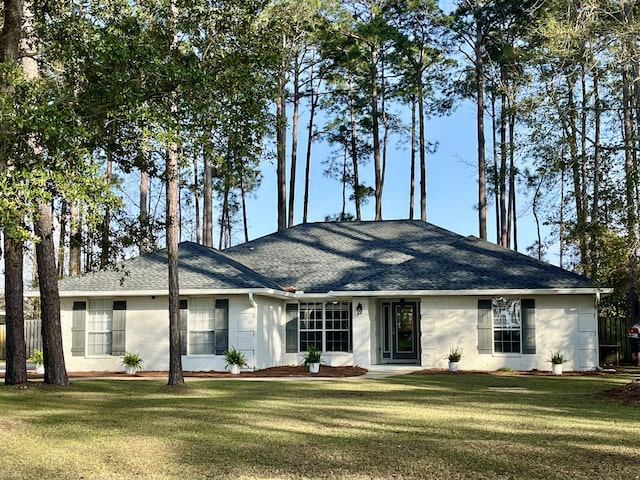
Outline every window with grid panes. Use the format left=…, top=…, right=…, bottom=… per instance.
left=325, top=301, right=351, bottom=352
left=293, top=301, right=352, bottom=353
left=299, top=302, right=323, bottom=351
left=492, top=297, right=521, bottom=353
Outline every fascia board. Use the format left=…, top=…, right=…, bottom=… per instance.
left=327, top=288, right=613, bottom=297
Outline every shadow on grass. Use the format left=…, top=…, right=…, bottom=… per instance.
left=1, top=373, right=639, bottom=479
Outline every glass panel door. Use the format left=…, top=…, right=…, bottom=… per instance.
left=393, top=303, right=418, bottom=360
left=381, top=301, right=419, bottom=363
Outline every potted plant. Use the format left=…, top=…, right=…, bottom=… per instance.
left=303, top=346, right=322, bottom=373
left=446, top=346, right=462, bottom=372
left=548, top=351, right=566, bottom=375
left=224, top=347, right=247, bottom=374
left=28, top=349, right=44, bottom=375
left=122, top=351, right=144, bottom=375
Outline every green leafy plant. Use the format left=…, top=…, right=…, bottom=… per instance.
left=303, top=346, right=322, bottom=366
left=224, top=347, right=247, bottom=367
left=548, top=351, right=567, bottom=365
left=28, top=349, right=44, bottom=366
left=122, top=352, right=144, bottom=371
left=497, top=366, right=512, bottom=372
left=447, top=346, right=463, bottom=362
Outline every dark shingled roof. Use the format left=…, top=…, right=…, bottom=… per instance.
left=57, top=241, right=282, bottom=292
left=59, top=220, right=591, bottom=294
left=224, top=220, right=591, bottom=292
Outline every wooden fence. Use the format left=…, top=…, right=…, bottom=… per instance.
left=0, top=319, right=42, bottom=361
left=598, top=317, right=635, bottom=365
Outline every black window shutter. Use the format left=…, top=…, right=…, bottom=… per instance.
left=71, top=301, right=87, bottom=357
left=214, top=299, right=229, bottom=355
left=477, top=299, right=492, bottom=354
left=111, top=301, right=127, bottom=356
left=521, top=299, right=536, bottom=354
left=179, top=299, right=188, bottom=356
left=285, top=304, right=299, bottom=353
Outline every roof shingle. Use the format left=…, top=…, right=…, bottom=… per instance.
left=58, top=220, right=591, bottom=294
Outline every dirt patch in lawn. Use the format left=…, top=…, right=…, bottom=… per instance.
left=598, top=380, right=640, bottom=405
left=63, top=365, right=368, bottom=379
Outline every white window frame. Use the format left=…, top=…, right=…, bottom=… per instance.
left=492, top=297, right=522, bottom=354
left=87, top=299, right=113, bottom=356
left=187, top=298, right=216, bottom=355
left=296, top=301, right=352, bottom=353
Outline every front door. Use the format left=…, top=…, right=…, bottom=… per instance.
left=381, top=301, right=419, bottom=363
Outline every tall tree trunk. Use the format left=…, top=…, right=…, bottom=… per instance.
left=623, top=67, right=639, bottom=320
left=203, top=149, right=213, bottom=247
left=303, top=65, right=319, bottom=224
left=508, top=109, right=517, bottom=251
left=560, top=166, right=565, bottom=269
left=418, top=83, right=427, bottom=222
left=1, top=0, right=27, bottom=385
left=240, top=167, right=249, bottom=243
left=409, top=97, right=416, bottom=219
left=499, top=88, right=508, bottom=248
left=139, top=167, right=149, bottom=254
left=0, top=0, right=23, bottom=63
left=288, top=57, right=300, bottom=228
left=219, top=182, right=230, bottom=249
left=193, top=157, right=200, bottom=245
left=491, top=90, right=500, bottom=242
left=167, top=0, right=183, bottom=385
left=4, top=233, right=27, bottom=385
left=380, top=51, right=388, bottom=208
left=22, top=1, right=68, bottom=386
left=69, top=201, right=81, bottom=275
left=57, top=200, right=67, bottom=277
left=167, top=141, right=183, bottom=384
left=475, top=13, right=487, bottom=241
left=349, top=78, right=362, bottom=220
left=34, top=202, right=69, bottom=386
left=590, top=67, right=602, bottom=280
left=341, top=150, right=347, bottom=218
left=276, top=34, right=287, bottom=231
left=371, top=45, right=382, bottom=221
left=99, top=150, right=113, bottom=269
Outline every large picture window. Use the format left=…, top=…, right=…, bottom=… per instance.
left=287, top=301, right=352, bottom=353
left=492, top=297, right=521, bottom=353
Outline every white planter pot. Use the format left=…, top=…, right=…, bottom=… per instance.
left=229, top=364, right=241, bottom=375
left=35, top=364, right=45, bottom=375
left=309, top=363, right=320, bottom=374
left=552, top=363, right=563, bottom=375
left=125, top=366, right=138, bottom=375
left=448, top=361, right=459, bottom=372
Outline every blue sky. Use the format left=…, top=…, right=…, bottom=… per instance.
left=242, top=99, right=553, bottom=265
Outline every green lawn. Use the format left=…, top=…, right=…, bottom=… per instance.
left=0, top=372, right=638, bottom=479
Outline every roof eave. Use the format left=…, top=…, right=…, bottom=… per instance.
left=34, top=287, right=298, bottom=299
left=28, top=286, right=614, bottom=299
left=327, top=287, right=613, bottom=297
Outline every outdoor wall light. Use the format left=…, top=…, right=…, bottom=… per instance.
left=356, top=303, right=363, bottom=315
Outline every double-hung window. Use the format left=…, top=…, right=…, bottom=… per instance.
left=492, top=297, right=521, bottom=353
left=299, top=302, right=323, bottom=351
left=287, top=301, right=352, bottom=353
left=88, top=299, right=113, bottom=355
left=180, top=298, right=228, bottom=355
left=189, top=298, right=216, bottom=354
left=478, top=298, right=536, bottom=355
